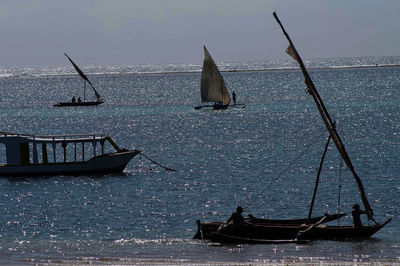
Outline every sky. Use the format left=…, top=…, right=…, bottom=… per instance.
left=0, top=0, right=400, bottom=67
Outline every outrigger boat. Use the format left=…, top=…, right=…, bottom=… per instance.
left=194, top=46, right=245, bottom=110
left=193, top=12, right=391, bottom=244
left=54, top=53, right=104, bottom=107
left=0, top=132, right=140, bottom=176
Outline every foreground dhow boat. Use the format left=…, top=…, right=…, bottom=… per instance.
left=195, top=46, right=245, bottom=110
left=54, top=53, right=104, bottom=107
left=194, top=214, right=345, bottom=241
left=0, top=132, right=140, bottom=176
left=193, top=12, right=391, bottom=244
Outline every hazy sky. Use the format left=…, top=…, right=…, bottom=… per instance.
left=0, top=0, right=399, bottom=67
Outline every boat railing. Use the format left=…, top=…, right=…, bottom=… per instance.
left=0, top=132, right=107, bottom=142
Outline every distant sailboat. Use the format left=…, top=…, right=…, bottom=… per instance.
left=195, top=46, right=245, bottom=110
left=54, top=53, right=104, bottom=107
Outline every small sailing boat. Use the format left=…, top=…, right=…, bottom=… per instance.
left=54, top=53, right=104, bottom=107
left=194, top=46, right=245, bottom=110
left=193, top=13, right=391, bottom=244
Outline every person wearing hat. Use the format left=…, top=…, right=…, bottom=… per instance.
left=226, top=205, right=245, bottom=231
left=352, top=203, right=366, bottom=227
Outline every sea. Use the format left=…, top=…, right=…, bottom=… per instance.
left=0, top=56, right=399, bottom=265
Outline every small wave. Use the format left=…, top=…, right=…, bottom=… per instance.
left=115, top=238, right=162, bottom=245
left=53, top=256, right=193, bottom=265
left=115, top=237, right=188, bottom=246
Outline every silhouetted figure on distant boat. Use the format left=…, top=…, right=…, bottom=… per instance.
left=232, top=91, right=237, bottom=105
left=71, top=96, right=76, bottom=103
left=352, top=203, right=366, bottom=227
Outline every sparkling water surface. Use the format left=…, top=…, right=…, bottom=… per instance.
left=0, top=57, right=399, bottom=264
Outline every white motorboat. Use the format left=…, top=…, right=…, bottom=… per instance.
left=0, top=132, right=140, bottom=176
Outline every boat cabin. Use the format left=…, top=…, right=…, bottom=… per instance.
left=0, top=132, right=123, bottom=166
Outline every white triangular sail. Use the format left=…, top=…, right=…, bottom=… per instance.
left=200, top=46, right=230, bottom=105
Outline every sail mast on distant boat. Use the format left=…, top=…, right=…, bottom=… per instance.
left=54, top=53, right=104, bottom=107
left=64, top=53, right=102, bottom=102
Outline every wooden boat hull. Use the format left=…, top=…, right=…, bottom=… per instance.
left=247, top=213, right=345, bottom=225
left=213, top=103, right=229, bottom=110
left=230, top=103, right=246, bottom=109
left=193, top=213, right=345, bottom=240
left=194, top=217, right=391, bottom=241
left=0, top=150, right=140, bottom=176
left=297, top=218, right=392, bottom=240
left=209, top=232, right=308, bottom=245
left=53, top=101, right=104, bottom=107
left=194, top=103, right=246, bottom=110
left=196, top=221, right=300, bottom=241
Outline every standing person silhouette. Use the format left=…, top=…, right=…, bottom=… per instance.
left=232, top=91, right=237, bottom=105
left=352, top=204, right=366, bottom=227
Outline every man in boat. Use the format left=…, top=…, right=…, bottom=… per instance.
left=78, top=97, right=81, bottom=103
left=226, top=205, right=246, bottom=231
left=216, top=205, right=246, bottom=235
left=71, top=96, right=76, bottom=103
left=232, top=91, right=236, bottom=105
left=352, top=203, right=366, bottom=227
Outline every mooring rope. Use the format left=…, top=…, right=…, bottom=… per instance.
left=244, top=129, right=326, bottom=210
left=140, top=152, right=177, bottom=172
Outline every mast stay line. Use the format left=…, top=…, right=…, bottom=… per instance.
left=273, top=12, right=374, bottom=220
left=245, top=129, right=326, bottom=210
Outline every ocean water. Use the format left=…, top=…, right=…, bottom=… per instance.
left=0, top=57, right=399, bottom=264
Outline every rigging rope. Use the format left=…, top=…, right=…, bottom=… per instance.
left=140, top=153, right=177, bottom=172
left=337, top=158, right=343, bottom=225
left=244, top=129, right=326, bottom=210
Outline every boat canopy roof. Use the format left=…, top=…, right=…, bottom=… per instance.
left=0, top=132, right=106, bottom=144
